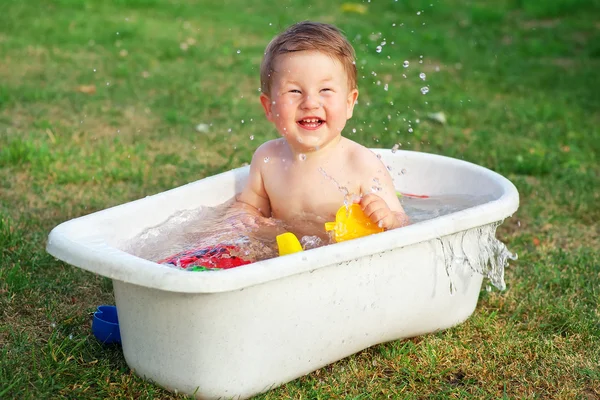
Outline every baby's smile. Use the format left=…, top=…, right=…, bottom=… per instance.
left=297, top=117, right=325, bottom=130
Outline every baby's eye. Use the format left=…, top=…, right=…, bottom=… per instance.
left=289, top=89, right=301, bottom=94
left=320, top=88, right=333, bottom=93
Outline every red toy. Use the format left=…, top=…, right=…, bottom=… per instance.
left=159, top=244, right=251, bottom=271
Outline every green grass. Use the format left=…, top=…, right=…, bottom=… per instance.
left=1, top=0, right=599, bottom=398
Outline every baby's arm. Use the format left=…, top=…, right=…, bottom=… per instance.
left=230, top=145, right=273, bottom=227
left=354, top=149, right=409, bottom=229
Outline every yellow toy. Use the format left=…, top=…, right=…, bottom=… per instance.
left=276, top=204, right=385, bottom=255
left=276, top=232, right=303, bottom=256
left=324, top=204, right=384, bottom=243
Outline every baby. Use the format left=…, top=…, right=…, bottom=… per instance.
left=233, top=21, right=408, bottom=239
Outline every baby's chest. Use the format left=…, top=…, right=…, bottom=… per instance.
left=264, top=166, right=356, bottom=219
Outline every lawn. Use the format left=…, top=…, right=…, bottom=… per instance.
left=1, top=0, right=599, bottom=398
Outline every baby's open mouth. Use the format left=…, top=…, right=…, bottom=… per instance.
left=297, top=118, right=324, bottom=129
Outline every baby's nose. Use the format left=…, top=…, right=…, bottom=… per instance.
left=301, top=95, right=321, bottom=109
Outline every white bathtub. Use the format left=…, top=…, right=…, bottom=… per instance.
left=46, top=149, right=519, bottom=399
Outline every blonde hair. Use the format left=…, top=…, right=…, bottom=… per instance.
left=260, top=21, right=357, bottom=96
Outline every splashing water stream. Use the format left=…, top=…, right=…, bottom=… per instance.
left=436, top=222, right=517, bottom=293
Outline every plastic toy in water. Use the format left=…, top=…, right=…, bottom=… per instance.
left=400, top=192, right=429, bottom=199
left=276, top=232, right=303, bottom=256
left=324, top=204, right=384, bottom=243
left=92, top=305, right=121, bottom=344
left=159, top=244, right=251, bottom=271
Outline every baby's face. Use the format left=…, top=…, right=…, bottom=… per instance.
left=261, top=50, right=358, bottom=153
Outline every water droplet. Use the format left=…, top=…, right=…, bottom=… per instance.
left=106, top=82, right=110, bottom=86
left=403, top=60, right=409, bottom=68
left=421, top=86, right=429, bottom=95
left=392, top=144, right=400, bottom=153
left=384, top=83, right=389, bottom=91
left=417, top=11, right=421, bottom=15
left=249, top=135, right=254, bottom=140
left=299, top=153, right=307, bottom=161
left=93, top=68, right=97, bottom=72
left=263, top=157, right=270, bottom=163
left=241, top=119, right=245, bottom=123
left=352, top=128, right=357, bottom=133
left=408, top=127, right=413, bottom=133
left=195, top=123, right=209, bottom=133
left=236, top=49, right=241, bottom=54
left=376, top=45, right=382, bottom=53
left=420, top=72, right=426, bottom=80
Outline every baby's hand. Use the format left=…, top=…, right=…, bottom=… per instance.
left=225, top=209, right=275, bottom=233
left=359, top=194, right=403, bottom=230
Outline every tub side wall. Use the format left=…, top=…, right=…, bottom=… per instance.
left=380, top=150, right=507, bottom=198
left=114, top=233, right=483, bottom=400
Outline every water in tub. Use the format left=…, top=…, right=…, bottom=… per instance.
left=122, top=192, right=516, bottom=290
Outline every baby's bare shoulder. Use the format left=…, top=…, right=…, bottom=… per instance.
left=252, top=138, right=287, bottom=160
left=343, top=138, right=382, bottom=169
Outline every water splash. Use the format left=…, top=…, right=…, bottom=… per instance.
left=436, top=222, right=517, bottom=292
left=121, top=201, right=282, bottom=264
left=318, top=167, right=359, bottom=208
left=301, top=235, right=324, bottom=250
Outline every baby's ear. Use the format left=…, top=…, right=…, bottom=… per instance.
left=346, top=89, right=359, bottom=119
left=260, top=93, right=274, bottom=122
